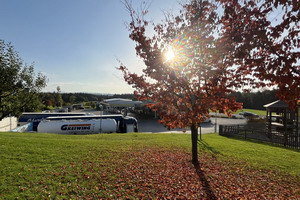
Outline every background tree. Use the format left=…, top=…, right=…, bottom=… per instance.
left=120, top=0, right=243, bottom=164
left=219, top=0, right=300, bottom=108
left=55, top=86, right=64, bottom=107
left=69, top=95, right=76, bottom=104
left=233, top=90, right=277, bottom=110
left=41, top=93, right=55, bottom=109
left=23, top=94, right=44, bottom=112
left=0, top=40, right=47, bottom=120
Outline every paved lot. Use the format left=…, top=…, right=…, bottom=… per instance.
left=137, top=117, right=247, bottom=134
left=74, top=109, right=248, bottom=134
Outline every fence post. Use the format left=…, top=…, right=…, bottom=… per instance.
left=219, top=125, right=223, bottom=135
left=199, top=125, right=202, bottom=140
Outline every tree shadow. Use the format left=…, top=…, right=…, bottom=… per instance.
left=194, top=162, right=218, bottom=200
left=198, top=140, right=221, bottom=155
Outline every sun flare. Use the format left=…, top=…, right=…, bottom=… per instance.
left=165, top=47, right=175, bottom=62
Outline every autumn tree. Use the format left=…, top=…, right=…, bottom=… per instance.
left=0, top=40, right=47, bottom=120
left=119, top=0, right=243, bottom=164
left=219, top=0, right=300, bottom=108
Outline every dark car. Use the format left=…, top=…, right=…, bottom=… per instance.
left=239, top=111, right=259, bottom=118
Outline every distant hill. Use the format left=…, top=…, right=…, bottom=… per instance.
left=40, top=90, right=276, bottom=110
left=40, top=92, right=135, bottom=107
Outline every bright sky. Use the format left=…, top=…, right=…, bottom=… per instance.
left=0, top=0, right=180, bottom=94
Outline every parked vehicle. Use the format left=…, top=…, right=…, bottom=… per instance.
left=38, top=119, right=118, bottom=134
left=18, top=112, right=138, bottom=133
left=45, top=115, right=138, bottom=133
left=204, top=118, right=211, bottom=123
left=18, top=112, right=88, bottom=131
left=231, top=114, right=245, bottom=119
left=239, top=111, right=259, bottom=118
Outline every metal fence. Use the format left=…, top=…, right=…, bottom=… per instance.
left=219, top=124, right=300, bottom=150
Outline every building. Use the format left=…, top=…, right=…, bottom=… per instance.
left=264, top=100, right=299, bottom=148
left=97, top=98, right=144, bottom=113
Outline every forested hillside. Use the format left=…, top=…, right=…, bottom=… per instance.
left=27, top=90, right=276, bottom=112
left=233, top=90, right=277, bottom=110
left=40, top=93, right=134, bottom=108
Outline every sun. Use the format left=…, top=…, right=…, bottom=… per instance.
left=165, top=47, right=175, bottom=62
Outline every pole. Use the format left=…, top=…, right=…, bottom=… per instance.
left=199, top=125, right=202, bottom=140
left=214, top=111, right=218, bottom=133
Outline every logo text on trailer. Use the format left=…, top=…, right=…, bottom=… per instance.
left=61, top=124, right=91, bottom=131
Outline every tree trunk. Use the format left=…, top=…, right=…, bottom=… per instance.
left=191, top=123, right=199, bottom=164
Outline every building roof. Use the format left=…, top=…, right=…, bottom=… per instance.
left=104, top=98, right=132, bottom=103
left=103, top=98, right=143, bottom=107
left=263, top=100, right=288, bottom=108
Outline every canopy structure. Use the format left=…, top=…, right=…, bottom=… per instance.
left=103, top=98, right=143, bottom=108
left=98, top=98, right=144, bottom=114
left=264, top=100, right=299, bottom=147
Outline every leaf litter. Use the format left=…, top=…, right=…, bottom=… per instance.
left=42, top=147, right=299, bottom=199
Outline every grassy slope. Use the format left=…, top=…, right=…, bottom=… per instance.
left=0, top=132, right=299, bottom=198
left=200, top=134, right=300, bottom=176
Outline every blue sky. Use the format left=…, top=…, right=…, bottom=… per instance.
left=0, top=0, right=180, bottom=93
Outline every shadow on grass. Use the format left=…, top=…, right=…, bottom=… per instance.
left=198, top=139, right=221, bottom=155
left=194, top=162, right=217, bottom=200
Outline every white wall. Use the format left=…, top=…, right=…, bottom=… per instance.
left=0, top=116, right=18, bottom=132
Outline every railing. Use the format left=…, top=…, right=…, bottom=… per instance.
left=219, top=124, right=299, bottom=150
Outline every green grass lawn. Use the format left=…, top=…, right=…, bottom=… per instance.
left=235, top=108, right=266, bottom=116
left=0, top=132, right=299, bottom=199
